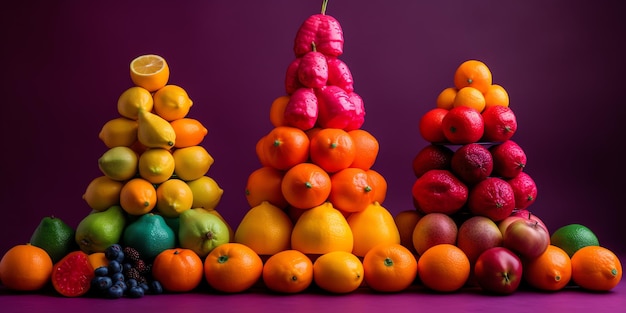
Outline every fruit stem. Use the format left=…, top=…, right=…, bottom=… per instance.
left=311, top=42, right=317, bottom=52
left=321, top=0, right=328, bottom=14
left=305, top=182, right=313, bottom=189
left=364, top=185, right=372, bottom=193
left=502, top=272, right=510, bottom=283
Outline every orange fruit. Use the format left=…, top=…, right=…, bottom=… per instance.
left=281, top=163, right=331, bottom=210
left=234, top=201, right=293, bottom=256
left=328, top=167, right=375, bottom=213
left=87, top=252, right=109, bottom=270
left=419, top=108, right=448, bottom=143
left=152, top=248, right=204, bottom=292
left=82, top=175, right=123, bottom=211
left=153, top=85, right=193, bottom=121
left=262, top=249, right=313, bottom=293
left=309, top=128, right=355, bottom=173
left=347, top=202, right=401, bottom=257
left=484, top=84, right=510, bottom=108
left=453, top=59, right=492, bottom=94
left=363, top=243, right=418, bottom=292
left=348, top=129, right=379, bottom=170
left=571, top=246, right=622, bottom=291
left=170, top=118, right=208, bottom=148
left=262, top=126, right=310, bottom=170
left=255, top=135, right=271, bottom=167
left=366, top=169, right=387, bottom=204
left=204, top=243, right=263, bottom=293
left=436, top=87, right=458, bottom=110
left=394, top=210, right=422, bottom=254
left=0, top=244, right=53, bottom=291
left=130, top=54, right=170, bottom=92
left=98, top=117, right=138, bottom=148
left=313, top=251, right=364, bottom=293
left=453, top=86, right=486, bottom=113
left=417, top=244, right=470, bottom=292
left=269, top=95, right=290, bottom=127
left=524, top=245, right=572, bottom=291
left=155, top=178, right=194, bottom=218
left=119, top=177, right=157, bottom=215
left=291, top=202, right=354, bottom=255
left=245, top=166, right=288, bottom=209
left=51, top=250, right=95, bottom=297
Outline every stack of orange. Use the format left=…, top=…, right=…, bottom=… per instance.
left=83, top=54, right=228, bottom=241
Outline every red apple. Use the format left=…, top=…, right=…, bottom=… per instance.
left=474, top=247, right=523, bottom=294
left=498, top=210, right=548, bottom=235
left=503, top=219, right=550, bottom=259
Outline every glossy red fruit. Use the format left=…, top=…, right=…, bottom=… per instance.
left=412, top=169, right=468, bottom=215
left=412, top=144, right=454, bottom=177
left=419, top=108, right=448, bottom=143
left=326, top=57, right=354, bottom=93
left=51, top=251, right=95, bottom=297
left=490, top=140, right=527, bottom=179
left=284, top=88, right=318, bottom=131
left=442, top=106, right=484, bottom=144
left=481, top=106, right=518, bottom=142
left=468, top=177, right=516, bottom=222
left=451, top=143, right=493, bottom=185
left=506, top=172, right=537, bottom=210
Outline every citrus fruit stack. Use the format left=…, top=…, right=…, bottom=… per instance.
left=234, top=0, right=400, bottom=293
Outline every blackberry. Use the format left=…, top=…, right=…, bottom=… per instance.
left=123, top=246, right=142, bottom=263
left=134, top=259, right=150, bottom=275
left=125, top=267, right=147, bottom=285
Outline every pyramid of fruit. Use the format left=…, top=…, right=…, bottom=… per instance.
left=234, top=0, right=400, bottom=273
left=406, top=59, right=622, bottom=294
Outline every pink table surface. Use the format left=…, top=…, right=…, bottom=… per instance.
left=2, top=272, right=624, bottom=313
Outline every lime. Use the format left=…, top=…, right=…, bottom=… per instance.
left=550, top=224, right=599, bottom=257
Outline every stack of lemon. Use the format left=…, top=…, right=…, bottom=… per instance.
left=83, top=54, right=226, bottom=227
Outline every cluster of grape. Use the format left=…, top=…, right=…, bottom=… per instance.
left=90, top=244, right=163, bottom=299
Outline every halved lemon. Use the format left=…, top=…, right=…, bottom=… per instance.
left=130, top=54, right=170, bottom=92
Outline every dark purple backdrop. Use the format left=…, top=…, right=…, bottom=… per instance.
left=1, top=1, right=625, bottom=257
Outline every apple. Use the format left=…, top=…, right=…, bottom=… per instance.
left=457, top=216, right=503, bottom=265
left=474, top=247, right=523, bottom=294
left=498, top=209, right=548, bottom=235
left=503, top=219, right=550, bottom=259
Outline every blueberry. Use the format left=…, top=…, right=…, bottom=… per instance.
left=126, top=278, right=138, bottom=289
left=92, top=276, right=113, bottom=291
left=149, top=280, right=163, bottom=295
left=139, top=282, right=150, bottom=292
left=111, top=272, right=125, bottom=283
left=114, top=280, right=127, bottom=292
left=128, top=286, right=145, bottom=298
left=123, top=262, right=133, bottom=272
left=107, top=285, right=124, bottom=299
left=94, top=266, right=109, bottom=277
left=108, top=260, right=123, bottom=274
left=104, top=244, right=124, bottom=262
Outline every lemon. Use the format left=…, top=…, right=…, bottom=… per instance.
left=156, top=178, right=194, bottom=218
left=117, top=86, right=154, bottom=120
left=83, top=176, right=124, bottom=211
left=98, top=117, right=138, bottom=148
left=173, top=146, right=214, bottom=181
left=138, top=148, right=175, bottom=184
left=98, top=146, right=138, bottom=181
left=137, top=109, right=176, bottom=149
left=186, top=176, right=224, bottom=210
left=153, top=85, right=193, bottom=121
left=130, top=54, right=170, bottom=92
left=550, top=224, right=600, bottom=257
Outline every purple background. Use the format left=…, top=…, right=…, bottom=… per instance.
left=1, top=0, right=625, bottom=258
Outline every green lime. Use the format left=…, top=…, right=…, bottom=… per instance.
left=550, top=224, right=599, bottom=257
left=30, top=216, right=77, bottom=263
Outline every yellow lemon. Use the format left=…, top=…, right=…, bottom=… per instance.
left=117, top=86, right=154, bottom=120
left=130, top=54, right=170, bottom=92
left=186, top=176, right=223, bottom=210
left=156, top=178, right=194, bottom=218
left=173, top=146, right=214, bottom=181
left=138, top=148, right=175, bottom=184
left=98, top=117, right=138, bottom=148
left=98, top=146, right=138, bottom=181
left=153, top=85, right=193, bottom=121
left=82, top=176, right=123, bottom=211
left=137, top=109, right=176, bottom=149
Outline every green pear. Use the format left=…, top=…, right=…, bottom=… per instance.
left=75, top=205, right=126, bottom=254
left=122, top=213, right=175, bottom=261
left=179, top=208, right=230, bottom=258
left=30, top=215, right=77, bottom=263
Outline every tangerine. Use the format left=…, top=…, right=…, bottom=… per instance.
left=571, top=246, right=622, bottom=291
left=417, top=244, right=470, bottom=292
left=453, top=59, right=492, bottom=94
left=281, top=163, right=331, bottom=210
left=313, top=251, right=364, bottom=294
left=524, top=245, right=572, bottom=291
left=263, top=126, right=310, bottom=170
left=204, top=243, right=263, bottom=293
left=363, top=243, right=418, bottom=292
left=348, top=129, right=379, bottom=170
left=262, top=249, right=313, bottom=293
left=0, top=244, right=53, bottom=291
left=328, top=167, right=375, bottom=213
left=152, top=248, right=204, bottom=292
left=309, top=128, right=355, bottom=173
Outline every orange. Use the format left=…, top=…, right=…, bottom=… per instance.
left=436, top=87, right=458, bottom=110
left=0, top=244, right=53, bottom=291
left=255, top=135, right=271, bottom=167
left=152, top=248, right=204, bottom=292
left=328, top=167, right=375, bottom=213
left=571, top=246, right=622, bottom=291
left=153, top=85, right=193, bottom=121
left=524, top=245, right=572, bottom=291
left=262, top=126, right=310, bottom=170
left=170, top=118, right=208, bottom=148
left=366, top=169, right=387, bottom=204
left=309, top=128, right=355, bottom=173
left=262, top=249, right=313, bottom=293
left=130, top=54, right=169, bottom=92
left=313, top=251, right=364, bottom=293
left=203, top=243, right=263, bottom=293
left=281, top=163, right=331, bottom=209
left=245, top=166, right=288, bottom=209
left=348, top=129, right=379, bottom=170
left=291, top=202, right=354, bottom=255
left=98, top=117, right=138, bottom=148
left=119, top=177, right=157, bottom=215
left=363, top=243, right=418, bottom=292
left=452, top=86, right=486, bottom=112
left=82, top=175, right=123, bottom=211
left=484, top=84, right=510, bottom=108
left=269, top=95, right=290, bottom=127
left=394, top=210, right=422, bottom=255
left=87, top=252, right=109, bottom=270
left=453, top=59, right=493, bottom=94
left=234, top=201, right=293, bottom=256
left=347, top=202, right=401, bottom=257
left=417, top=244, right=470, bottom=292
left=419, top=108, right=448, bottom=143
